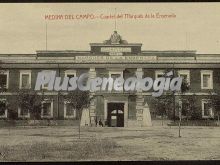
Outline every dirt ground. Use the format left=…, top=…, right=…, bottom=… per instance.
left=0, top=125, right=219, bottom=161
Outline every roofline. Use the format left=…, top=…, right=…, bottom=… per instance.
left=1, top=50, right=220, bottom=56
left=90, top=43, right=142, bottom=46
left=0, top=54, right=35, bottom=55
left=36, top=50, right=90, bottom=54
left=141, top=50, right=197, bottom=54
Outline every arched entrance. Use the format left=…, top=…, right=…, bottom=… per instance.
left=107, top=103, right=124, bottom=127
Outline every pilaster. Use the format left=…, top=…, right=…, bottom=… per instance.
left=135, top=68, right=144, bottom=126
left=89, top=68, right=96, bottom=126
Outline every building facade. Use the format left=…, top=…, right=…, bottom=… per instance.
left=0, top=31, right=220, bottom=127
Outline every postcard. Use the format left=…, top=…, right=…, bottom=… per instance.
left=0, top=2, right=219, bottom=161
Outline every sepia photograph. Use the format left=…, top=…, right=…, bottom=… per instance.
left=0, top=2, right=220, bottom=162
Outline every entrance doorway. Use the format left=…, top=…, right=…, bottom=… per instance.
left=107, top=103, right=124, bottom=127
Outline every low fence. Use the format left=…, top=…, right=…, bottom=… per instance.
left=168, top=119, right=219, bottom=126
left=0, top=119, right=219, bottom=127
left=0, top=119, right=80, bottom=127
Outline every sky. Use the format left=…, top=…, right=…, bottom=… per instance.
left=0, top=3, right=220, bottom=54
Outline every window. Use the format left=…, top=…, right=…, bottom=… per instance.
left=109, top=71, right=123, bottom=92
left=41, top=70, right=54, bottom=89
left=178, top=70, right=190, bottom=85
left=155, top=70, right=165, bottom=86
left=64, top=101, right=76, bottom=119
left=18, top=104, right=30, bottom=118
left=109, top=71, right=123, bottom=79
left=41, top=100, right=53, bottom=118
left=19, top=70, right=31, bottom=89
left=0, top=99, right=7, bottom=118
left=178, top=99, right=190, bottom=117
left=65, top=70, right=76, bottom=78
left=202, top=100, right=214, bottom=118
left=65, top=70, right=76, bottom=85
left=155, top=70, right=164, bottom=78
left=0, top=70, right=9, bottom=89
left=111, top=110, right=123, bottom=114
left=201, top=70, right=213, bottom=89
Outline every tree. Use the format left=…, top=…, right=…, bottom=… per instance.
left=163, top=68, right=178, bottom=121
left=0, top=69, right=18, bottom=134
left=64, top=90, right=93, bottom=139
left=178, top=78, right=190, bottom=137
left=5, top=101, right=19, bottom=135
left=179, top=96, right=195, bottom=125
left=0, top=70, right=7, bottom=93
left=163, top=68, right=190, bottom=137
left=16, top=89, right=45, bottom=125
left=187, top=95, right=200, bottom=120
left=208, top=92, right=220, bottom=126
left=0, top=71, right=7, bottom=118
left=152, top=95, right=173, bottom=126
left=152, top=68, right=180, bottom=125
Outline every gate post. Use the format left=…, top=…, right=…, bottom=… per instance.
left=135, top=68, right=145, bottom=127
left=89, top=68, right=96, bottom=126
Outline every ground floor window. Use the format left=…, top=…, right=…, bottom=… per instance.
left=41, top=100, right=53, bottom=118
left=18, top=104, right=30, bottom=118
left=0, top=99, right=7, bottom=118
left=202, top=100, right=214, bottom=118
left=0, top=70, right=9, bottom=89
left=178, top=99, right=190, bottom=117
left=64, top=101, right=76, bottom=119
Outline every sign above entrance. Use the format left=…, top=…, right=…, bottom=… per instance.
left=90, top=32, right=142, bottom=54
left=100, top=47, right=131, bottom=56
left=75, top=56, right=156, bottom=63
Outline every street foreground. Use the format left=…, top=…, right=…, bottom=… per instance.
left=0, top=126, right=219, bottom=161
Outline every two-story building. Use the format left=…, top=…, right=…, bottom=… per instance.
left=0, top=31, right=220, bottom=127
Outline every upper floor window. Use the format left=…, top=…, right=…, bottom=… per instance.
left=0, top=70, right=9, bottom=89
left=41, top=70, right=54, bottom=89
left=65, top=70, right=76, bottom=86
left=155, top=70, right=166, bottom=86
left=109, top=71, right=123, bottom=79
left=19, top=70, right=31, bottom=89
left=202, top=99, right=214, bottom=118
left=41, top=99, right=53, bottom=118
left=201, top=70, right=213, bottom=89
left=178, top=70, right=190, bottom=85
left=0, top=99, right=7, bottom=118
left=155, top=70, right=165, bottom=78
left=65, top=70, right=76, bottom=79
left=108, top=70, right=124, bottom=92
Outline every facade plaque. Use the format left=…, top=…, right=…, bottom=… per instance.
left=101, top=47, right=131, bottom=53
left=75, top=56, right=156, bottom=62
left=101, top=47, right=131, bottom=55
